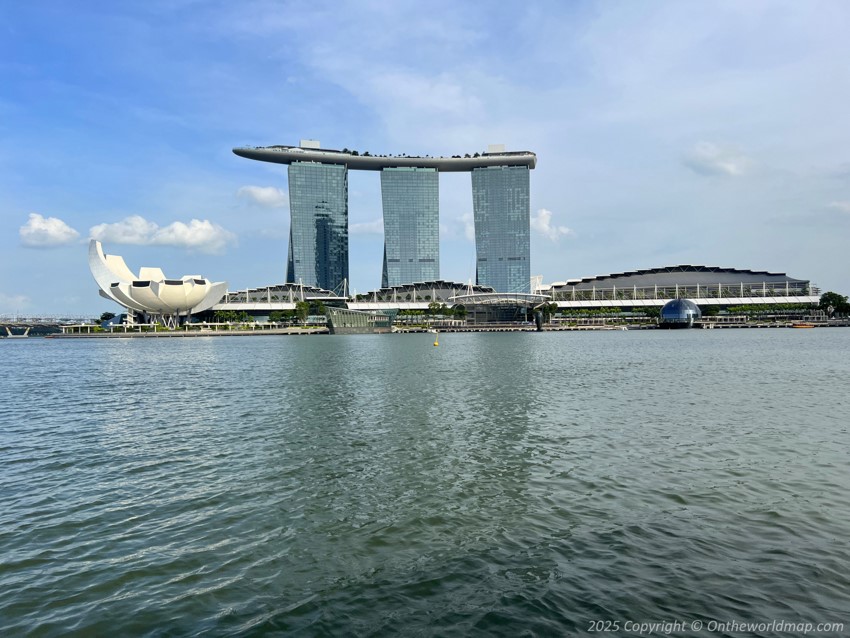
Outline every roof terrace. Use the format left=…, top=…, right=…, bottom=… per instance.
left=233, top=144, right=537, bottom=172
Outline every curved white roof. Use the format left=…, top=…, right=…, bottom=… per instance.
left=88, top=240, right=226, bottom=315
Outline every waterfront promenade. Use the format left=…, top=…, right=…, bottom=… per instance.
left=46, top=318, right=850, bottom=338
left=52, top=324, right=329, bottom=338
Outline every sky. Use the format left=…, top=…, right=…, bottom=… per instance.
left=2, top=0, right=849, bottom=317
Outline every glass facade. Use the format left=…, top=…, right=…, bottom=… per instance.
left=471, top=166, right=530, bottom=293
left=287, top=162, right=349, bottom=291
left=659, top=299, right=702, bottom=327
left=380, top=167, right=439, bottom=288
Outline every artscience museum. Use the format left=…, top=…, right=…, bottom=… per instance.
left=88, top=240, right=227, bottom=327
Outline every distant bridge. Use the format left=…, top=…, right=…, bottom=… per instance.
left=0, top=315, right=91, bottom=324
left=0, top=316, right=89, bottom=337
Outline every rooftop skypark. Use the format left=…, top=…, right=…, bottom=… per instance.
left=234, top=141, right=536, bottom=293
left=232, top=144, right=537, bottom=172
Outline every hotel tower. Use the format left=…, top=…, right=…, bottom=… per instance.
left=233, top=141, right=536, bottom=293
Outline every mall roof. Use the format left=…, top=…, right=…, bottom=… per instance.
left=546, top=265, right=806, bottom=288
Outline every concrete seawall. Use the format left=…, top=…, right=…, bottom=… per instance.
left=50, top=327, right=329, bottom=338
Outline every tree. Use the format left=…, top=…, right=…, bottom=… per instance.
left=214, top=310, right=252, bottom=323
left=428, top=301, right=445, bottom=315
left=539, top=302, right=559, bottom=323
left=819, top=291, right=850, bottom=315
left=295, top=301, right=310, bottom=324
left=99, top=311, right=116, bottom=322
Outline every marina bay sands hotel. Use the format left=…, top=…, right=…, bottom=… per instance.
left=233, top=141, right=537, bottom=293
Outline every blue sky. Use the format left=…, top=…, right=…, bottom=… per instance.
left=3, top=0, right=849, bottom=316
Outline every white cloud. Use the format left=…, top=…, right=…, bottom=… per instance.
left=461, top=212, right=475, bottom=242
left=89, top=215, right=158, bottom=245
left=683, top=142, right=752, bottom=177
left=827, top=201, right=850, bottom=213
left=237, top=185, right=288, bottom=208
left=89, top=215, right=236, bottom=254
left=436, top=214, right=475, bottom=241
left=224, top=4, right=488, bottom=138
left=153, top=219, right=236, bottom=254
left=349, top=218, right=384, bottom=235
left=19, top=213, right=80, bottom=247
left=531, top=208, right=573, bottom=241
left=365, top=71, right=484, bottom=120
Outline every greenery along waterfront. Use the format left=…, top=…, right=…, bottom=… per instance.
left=212, top=301, right=470, bottom=326
left=41, top=290, right=850, bottom=335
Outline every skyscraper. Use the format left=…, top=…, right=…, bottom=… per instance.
left=287, top=161, right=349, bottom=291
left=471, top=165, right=531, bottom=293
left=234, top=143, right=536, bottom=293
left=380, top=167, right=439, bottom=288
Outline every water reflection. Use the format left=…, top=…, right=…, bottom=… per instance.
left=1, top=330, right=849, bottom=635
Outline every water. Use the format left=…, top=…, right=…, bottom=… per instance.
left=1, top=330, right=849, bottom=636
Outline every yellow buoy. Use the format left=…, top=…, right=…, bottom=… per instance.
left=433, top=338, right=439, bottom=346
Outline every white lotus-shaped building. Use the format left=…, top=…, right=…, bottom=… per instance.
left=89, top=240, right=227, bottom=325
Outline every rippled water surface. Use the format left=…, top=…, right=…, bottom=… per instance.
left=1, top=330, right=849, bottom=636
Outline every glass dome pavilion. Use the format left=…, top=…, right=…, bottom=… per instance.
left=659, top=299, right=702, bottom=328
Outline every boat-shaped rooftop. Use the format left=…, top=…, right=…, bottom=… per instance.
left=233, top=145, right=537, bottom=172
